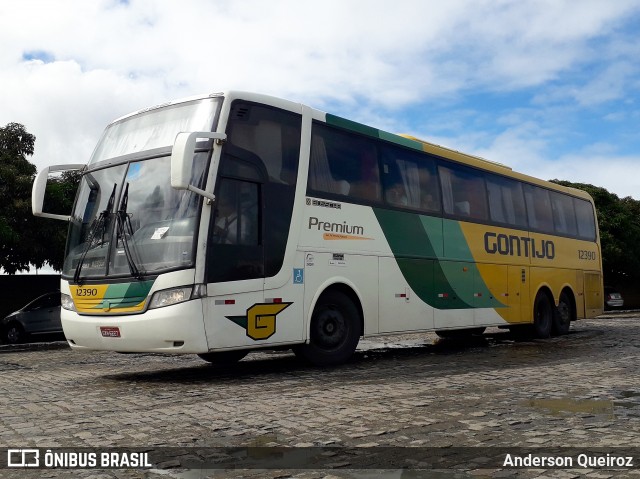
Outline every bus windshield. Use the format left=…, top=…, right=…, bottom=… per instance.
left=89, top=98, right=220, bottom=165
left=62, top=98, right=220, bottom=280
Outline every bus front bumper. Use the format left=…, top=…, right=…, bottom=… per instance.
left=61, top=299, right=208, bottom=353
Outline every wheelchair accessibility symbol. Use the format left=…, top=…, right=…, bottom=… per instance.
left=293, top=268, right=304, bottom=284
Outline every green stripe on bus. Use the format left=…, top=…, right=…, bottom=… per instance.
left=325, top=114, right=380, bottom=137
left=94, top=280, right=154, bottom=310
left=325, top=114, right=426, bottom=152
left=374, top=208, right=504, bottom=310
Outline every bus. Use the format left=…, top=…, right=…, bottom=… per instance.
left=32, top=90, right=603, bottom=366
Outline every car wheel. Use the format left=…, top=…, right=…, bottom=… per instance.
left=4, top=322, right=25, bottom=344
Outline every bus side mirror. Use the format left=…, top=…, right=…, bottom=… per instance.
left=32, top=164, right=85, bottom=221
left=171, top=131, right=226, bottom=201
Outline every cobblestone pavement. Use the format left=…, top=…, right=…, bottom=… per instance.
left=1, top=313, right=640, bottom=479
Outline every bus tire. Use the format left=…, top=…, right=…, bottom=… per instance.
left=553, top=290, right=573, bottom=336
left=197, top=350, right=248, bottom=365
left=531, top=290, right=553, bottom=339
left=294, top=290, right=361, bottom=367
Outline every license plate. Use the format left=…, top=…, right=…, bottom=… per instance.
left=100, top=326, right=121, bottom=338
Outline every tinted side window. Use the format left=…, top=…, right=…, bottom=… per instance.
left=550, top=191, right=578, bottom=236
left=575, top=198, right=596, bottom=241
left=227, top=102, right=301, bottom=185
left=439, top=163, right=488, bottom=220
left=29, top=294, right=59, bottom=310
left=524, top=185, right=554, bottom=234
left=308, top=123, right=381, bottom=203
left=381, top=145, right=441, bottom=213
left=212, top=179, right=259, bottom=246
left=224, top=102, right=302, bottom=278
left=486, top=175, right=527, bottom=228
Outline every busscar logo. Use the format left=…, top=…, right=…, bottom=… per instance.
left=307, top=198, right=341, bottom=209
left=226, top=302, right=292, bottom=340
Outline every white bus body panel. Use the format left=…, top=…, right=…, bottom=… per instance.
left=298, top=198, right=509, bottom=337
left=62, top=299, right=208, bottom=353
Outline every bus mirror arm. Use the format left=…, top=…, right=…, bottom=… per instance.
left=171, top=131, right=226, bottom=202
left=32, top=163, right=86, bottom=221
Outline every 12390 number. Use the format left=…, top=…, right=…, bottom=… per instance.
left=76, top=288, right=98, bottom=297
left=578, top=250, right=597, bottom=261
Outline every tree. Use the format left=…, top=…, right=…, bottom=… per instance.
left=0, top=123, right=78, bottom=274
left=551, top=180, right=640, bottom=285
left=0, top=123, right=38, bottom=273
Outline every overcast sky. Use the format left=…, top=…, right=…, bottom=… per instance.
left=1, top=0, right=639, bottom=199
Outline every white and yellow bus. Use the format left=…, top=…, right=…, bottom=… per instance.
left=32, top=91, right=603, bottom=366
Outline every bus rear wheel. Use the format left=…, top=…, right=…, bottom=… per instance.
left=197, top=350, right=248, bottom=365
left=553, top=291, right=573, bottom=336
left=294, top=290, right=361, bottom=367
left=531, top=290, right=553, bottom=339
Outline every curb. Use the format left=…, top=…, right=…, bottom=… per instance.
left=0, top=340, right=69, bottom=353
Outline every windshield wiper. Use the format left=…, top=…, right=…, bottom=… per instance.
left=116, top=183, right=145, bottom=280
left=73, top=183, right=117, bottom=284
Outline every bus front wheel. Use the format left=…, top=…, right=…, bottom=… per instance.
left=294, top=290, right=361, bottom=367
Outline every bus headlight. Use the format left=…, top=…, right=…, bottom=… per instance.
left=61, top=293, right=76, bottom=311
left=149, top=286, right=194, bottom=309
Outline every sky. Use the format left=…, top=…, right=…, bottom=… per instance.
left=1, top=0, right=640, bottom=200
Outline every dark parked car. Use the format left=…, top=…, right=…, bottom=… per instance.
left=1, top=291, right=62, bottom=344
left=604, top=287, right=624, bottom=310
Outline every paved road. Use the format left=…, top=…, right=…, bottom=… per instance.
left=1, top=313, right=640, bottom=478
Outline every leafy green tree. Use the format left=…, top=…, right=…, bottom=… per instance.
left=552, top=180, right=640, bottom=284
left=0, top=123, right=38, bottom=273
left=0, top=123, right=79, bottom=274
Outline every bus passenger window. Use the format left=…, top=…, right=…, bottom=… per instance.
left=385, top=181, right=409, bottom=206
left=486, top=175, right=527, bottom=228
left=575, top=198, right=596, bottom=241
left=349, top=148, right=381, bottom=202
left=308, top=123, right=381, bottom=203
left=524, top=185, right=554, bottom=234
left=309, top=132, right=351, bottom=195
left=439, top=164, right=487, bottom=220
left=550, top=191, right=578, bottom=236
left=227, top=102, right=301, bottom=186
left=381, top=145, right=440, bottom=212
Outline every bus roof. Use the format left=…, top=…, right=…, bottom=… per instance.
left=106, top=89, right=594, bottom=203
